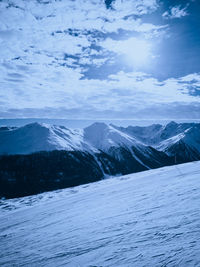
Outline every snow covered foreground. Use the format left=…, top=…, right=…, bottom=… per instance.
left=0, top=162, right=200, bottom=267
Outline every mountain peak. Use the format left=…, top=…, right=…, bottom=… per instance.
left=165, top=121, right=178, bottom=128
left=84, top=122, right=108, bottom=131
left=84, top=122, right=109, bottom=149
left=23, top=122, right=48, bottom=128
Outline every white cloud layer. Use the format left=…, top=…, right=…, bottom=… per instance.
left=0, top=0, right=199, bottom=119
left=1, top=66, right=200, bottom=118
left=162, top=5, right=188, bottom=19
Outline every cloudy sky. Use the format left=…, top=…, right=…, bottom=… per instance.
left=0, top=0, right=200, bottom=119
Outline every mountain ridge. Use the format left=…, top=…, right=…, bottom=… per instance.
left=0, top=121, right=199, bottom=198
left=0, top=120, right=199, bottom=156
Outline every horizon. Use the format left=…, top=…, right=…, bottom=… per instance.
left=1, top=118, right=200, bottom=128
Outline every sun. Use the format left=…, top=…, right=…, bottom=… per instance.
left=112, top=37, right=152, bottom=67
left=101, top=36, right=153, bottom=68
left=122, top=38, right=152, bottom=67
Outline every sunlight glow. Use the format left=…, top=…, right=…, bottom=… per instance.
left=107, top=37, right=152, bottom=67
left=122, top=38, right=152, bottom=67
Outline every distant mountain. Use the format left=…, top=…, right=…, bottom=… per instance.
left=114, top=123, right=163, bottom=145
left=0, top=121, right=170, bottom=169
left=157, top=124, right=200, bottom=162
left=0, top=122, right=95, bottom=155
left=117, top=121, right=200, bottom=162
left=0, top=121, right=199, bottom=198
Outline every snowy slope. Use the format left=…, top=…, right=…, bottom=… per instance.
left=0, top=161, right=200, bottom=266
left=115, top=123, right=163, bottom=145
left=0, top=122, right=168, bottom=172
left=84, top=122, right=159, bottom=168
left=0, top=122, right=96, bottom=155
left=158, top=125, right=200, bottom=153
left=1, top=121, right=199, bottom=156
left=84, top=122, right=142, bottom=151
left=0, top=122, right=145, bottom=155
left=153, top=124, right=200, bottom=163
left=117, top=121, right=199, bottom=146
left=115, top=121, right=200, bottom=160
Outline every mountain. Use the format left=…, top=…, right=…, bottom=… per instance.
left=114, top=123, right=163, bottom=145
left=157, top=124, right=200, bottom=162
left=0, top=122, right=95, bottom=155
left=0, top=121, right=171, bottom=170
left=1, top=161, right=200, bottom=266
left=84, top=122, right=141, bottom=151
left=0, top=121, right=200, bottom=198
left=84, top=122, right=171, bottom=169
left=117, top=121, right=200, bottom=162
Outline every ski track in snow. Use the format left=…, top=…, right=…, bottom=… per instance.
left=0, top=161, right=200, bottom=267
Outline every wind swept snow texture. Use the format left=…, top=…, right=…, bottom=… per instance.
left=0, top=161, right=200, bottom=266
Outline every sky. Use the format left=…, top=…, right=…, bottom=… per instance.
left=0, top=0, right=200, bottom=120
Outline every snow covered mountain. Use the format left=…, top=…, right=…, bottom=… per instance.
left=1, top=161, right=200, bottom=266
left=84, top=122, right=141, bottom=152
left=0, top=121, right=170, bottom=169
left=117, top=121, right=200, bottom=162
left=84, top=122, right=171, bottom=169
left=157, top=123, right=200, bottom=158
left=0, top=122, right=95, bottom=155
left=0, top=121, right=199, bottom=198
left=1, top=121, right=199, bottom=157
left=0, top=121, right=154, bottom=155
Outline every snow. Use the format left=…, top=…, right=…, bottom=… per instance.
left=118, top=123, right=163, bottom=145
left=182, top=126, right=200, bottom=152
left=0, top=121, right=200, bottom=169
left=0, top=122, right=145, bottom=155
left=115, top=121, right=200, bottom=156
left=156, top=132, right=186, bottom=151
left=0, top=161, right=200, bottom=266
left=155, top=123, right=200, bottom=154
left=0, top=122, right=96, bottom=155
left=156, top=125, right=200, bottom=155
left=84, top=122, right=142, bottom=152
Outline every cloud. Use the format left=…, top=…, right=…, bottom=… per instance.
left=1, top=102, right=200, bottom=120
left=0, top=0, right=165, bottom=80
left=0, top=0, right=199, bottom=120
left=162, top=5, right=189, bottom=19
left=1, top=66, right=200, bottom=119
left=112, top=0, right=158, bottom=15
left=0, top=0, right=160, bottom=33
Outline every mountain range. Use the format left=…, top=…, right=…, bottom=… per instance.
left=0, top=121, right=200, bottom=198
